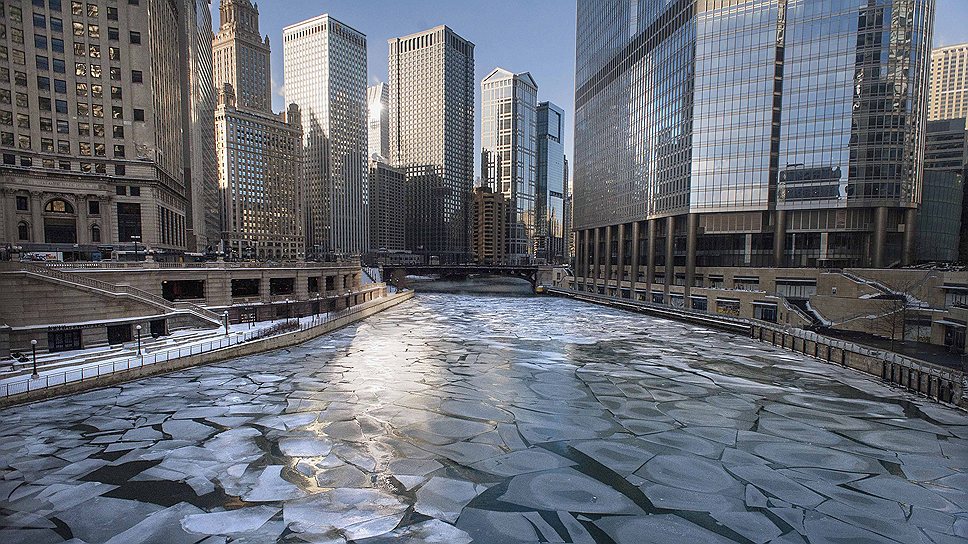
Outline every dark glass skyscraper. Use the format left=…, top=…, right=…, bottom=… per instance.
left=574, top=0, right=934, bottom=296
left=536, top=102, right=566, bottom=264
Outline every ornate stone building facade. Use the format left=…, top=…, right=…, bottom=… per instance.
left=1, top=0, right=203, bottom=257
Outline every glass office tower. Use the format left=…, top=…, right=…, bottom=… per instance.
left=574, top=0, right=933, bottom=293
left=536, top=101, right=566, bottom=264
left=481, top=68, right=538, bottom=264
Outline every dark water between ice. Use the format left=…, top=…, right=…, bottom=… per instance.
left=1, top=291, right=967, bottom=543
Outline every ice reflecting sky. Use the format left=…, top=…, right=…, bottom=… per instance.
left=1, top=293, right=966, bottom=543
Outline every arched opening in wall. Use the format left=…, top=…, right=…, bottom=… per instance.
left=43, top=199, right=77, bottom=243
left=17, top=221, right=29, bottom=241
left=91, top=224, right=101, bottom=243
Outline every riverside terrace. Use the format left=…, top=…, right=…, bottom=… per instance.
left=0, top=260, right=378, bottom=357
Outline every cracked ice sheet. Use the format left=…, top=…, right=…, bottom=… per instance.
left=415, top=476, right=485, bottom=523
left=284, top=488, right=408, bottom=541
left=181, top=505, right=279, bottom=536
left=360, top=519, right=473, bottom=544
left=241, top=465, right=306, bottom=502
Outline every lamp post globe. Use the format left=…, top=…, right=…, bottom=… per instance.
left=30, top=339, right=38, bottom=379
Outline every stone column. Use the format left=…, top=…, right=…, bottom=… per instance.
left=581, top=230, right=590, bottom=286
left=76, top=195, right=89, bottom=245
left=685, top=213, right=699, bottom=300
left=646, top=219, right=657, bottom=296
left=773, top=209, right=786, bottom=267
left=1, top=189, right=14, bottom=243
left=665, top=216, right=675, bottom=296
left=30, top=191, right=43, bottom=242
left=872, top=206, right=888, bottom=268
left=101, top=196, right=114, bottom=244
left=616, top=223, right=626, bottom=289
left=260, top=274, right=271, bottom=303
left=592, top=227, right=602, bottom=292
left=630, top=221, right=641, bottom=290
left=902, top=207, right=917, bottom=266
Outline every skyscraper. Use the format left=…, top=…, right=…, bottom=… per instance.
left=481, top=68, right=538, bottom=264
left=536, top=101, right=565, bottom=264
left=929, top=42, right=968, bottom=121
left=917, top=119, right=966, bottom=263
left=284, top=15, right=369, bottom=258
left=563, top=156, right=573, bottom=262
left=181, top=0, right=218, bottom=252
left=367, top=82, right=389, bottom=159
left=215, top=88, right=304, bottom=260
left=573, top=0, right=933, bottom=301
left=471, top=184, right=508, bottom=265
left=213, top=0, right=304, bottom=260
left=368, top=158, right=405, bottom=253
left=1, top=0, right=195, bottom=254
left=212, top=0, right=272, bottom=113
left=388, top=26, right=475, bottom=264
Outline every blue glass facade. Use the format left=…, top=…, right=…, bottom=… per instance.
left=536, top=102, right=566, bottom=264
left=574, top=0, right=934, bottom=284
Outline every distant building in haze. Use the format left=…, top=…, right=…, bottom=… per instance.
left=367, top=83, right=389, bottom=160
left=388, top=25, right=475, bottom=264
left=284, top=14, right=369, bottom=258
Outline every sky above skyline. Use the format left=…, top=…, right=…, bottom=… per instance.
left=214, top=0, right=968, bottom=173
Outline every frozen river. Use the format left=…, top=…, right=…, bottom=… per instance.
left=1, top=292, right=967, bottom=544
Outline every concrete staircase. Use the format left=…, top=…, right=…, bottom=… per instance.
left=17, top=262, right=223, bottom=327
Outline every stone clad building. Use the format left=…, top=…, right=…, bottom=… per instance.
left=215, top=88, right=304, bottom=260
left=0, top=0, right=210, bottom=257
left=212, top=0, right=304, bottom=260
left=284, top=14, right=369, bottom=258
left=388, top=25, right=475, bottom=264
left=471, top=183, right=508, bottom=265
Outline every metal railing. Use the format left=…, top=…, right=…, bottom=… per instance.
left=35, top=260, right=361, bottom=270
left=1, top=292, right=405, bottom=398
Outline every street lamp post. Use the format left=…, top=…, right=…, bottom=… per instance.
left=131, top=235, right=142, bottom=261
left=223, top=311, right=229, bottom=336
left=135, top=325, right=142, bottom=355
left=286, top=298, right=292, bottom=326
left=30, top=339, right=38, bottom=378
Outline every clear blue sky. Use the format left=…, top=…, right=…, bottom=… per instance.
left=215, top=0, right=968, bottom=172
